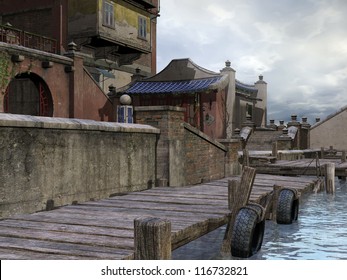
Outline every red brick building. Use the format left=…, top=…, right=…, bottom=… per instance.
left=0, top=0, right=159, bottom=120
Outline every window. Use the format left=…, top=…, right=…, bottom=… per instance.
left=138, top=16, right=147, bottom=39
left=103, top=1, right=114, bottom=28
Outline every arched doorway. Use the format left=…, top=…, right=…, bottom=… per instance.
left=3, top=73, right=53, bottom=116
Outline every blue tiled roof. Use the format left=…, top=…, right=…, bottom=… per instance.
left=124, top=76, right=223, bottom=94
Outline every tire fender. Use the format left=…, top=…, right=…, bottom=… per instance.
left=231, top=204, right=265, bottom=258
left=276, top=188, right=300, bottom=224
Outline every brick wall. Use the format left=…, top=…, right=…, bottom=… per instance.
left=135, top=106, right=236, bottom=186
left=183, top=123, right=226, bottom=185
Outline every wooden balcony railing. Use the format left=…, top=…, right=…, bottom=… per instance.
left=0, top=24, right=57, bottom=54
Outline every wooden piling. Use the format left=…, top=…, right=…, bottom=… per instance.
left=341, top=151, right=346, bottom=163
left=242, top=149, right=250, bottom=167
left=325, top=163, right=335, bottom=194
left=272, top=142, right=278, bottom=159
left=134, top=217, right=172, bottom=260
left=221, top=166, right=256, bottom=253
left=271, top=185, right=282, bottom=221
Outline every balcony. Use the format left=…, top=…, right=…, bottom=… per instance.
left=0, top=24, right=57, bottom=54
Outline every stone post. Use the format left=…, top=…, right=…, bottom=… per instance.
left=220, top=135, right=243, bottom=176
left=300, top=117, right=311, bottom=149
left=277, top=128, right=292, bottom=155
left=287, top=114, right=301, bottom=149
left=220, top=60, right=236, bottom=138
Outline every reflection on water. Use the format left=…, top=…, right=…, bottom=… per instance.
left=173, top=178, right=347, bottom=260
left=250, top=178, right=347, bottom=260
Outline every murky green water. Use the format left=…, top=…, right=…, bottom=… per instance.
left=173, top=178, right=347, bottom=260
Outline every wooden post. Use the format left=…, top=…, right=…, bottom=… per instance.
left=341, top=151, right=346, bottom=163
left=325, top=163, right=335, bottom=194
left=272, top=142, right=278, bottom=159
left=134, top=217, right=172, bottom=260
left=271, top=185, right=282, bottom=221
left=221, top=166, right=256, bottom=253
left=320, top=147, right=325, bottom=159
left=242, top=149, right=250, bottom=168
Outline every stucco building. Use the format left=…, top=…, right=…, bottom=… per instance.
left=310, top=106, right=347, bottom=150
left=118, top=58, right=267, bottom=139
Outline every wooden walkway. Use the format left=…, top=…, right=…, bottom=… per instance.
left=253, top=158, right=347, bottom=177
left=0, top=174, right=317, bottom=260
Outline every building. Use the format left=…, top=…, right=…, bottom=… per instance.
left=0, top=0, right=159, bottom=91
left=118, top=58, right=267, bottom=139
left=0, top=0, right=159, bottom=120
left=310, top=106, right=347, bottom=150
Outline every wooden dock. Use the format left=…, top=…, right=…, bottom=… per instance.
left=253, top=158, right=347, bottom=177
left=0, top=174, right=318, bottom=260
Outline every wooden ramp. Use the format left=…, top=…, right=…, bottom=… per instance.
left=254, top=158, right=347, bottom=177
left=0, top=174, right=317, bottom=260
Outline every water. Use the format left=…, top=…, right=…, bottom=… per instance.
left=173, top=178, right=347, bottom=260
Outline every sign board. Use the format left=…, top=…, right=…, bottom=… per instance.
left=287, top=126, right=298, bottom=139
left=240, top=126, right=252, bottom=141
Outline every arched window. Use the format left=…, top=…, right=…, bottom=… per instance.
left=3, top=73, right=53, bottom=117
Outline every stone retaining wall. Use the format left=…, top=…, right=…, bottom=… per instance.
left=0, top=113, right=159, bottom=218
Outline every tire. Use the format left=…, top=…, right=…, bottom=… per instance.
left=231, top=207, right=265, bottom=258
left=276, top=189, right=299, bottom=224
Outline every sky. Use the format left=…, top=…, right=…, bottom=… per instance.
left=156, top=0, right=347, bottom=125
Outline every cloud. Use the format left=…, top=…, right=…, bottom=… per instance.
left=157, top=0, right=347, bottom=125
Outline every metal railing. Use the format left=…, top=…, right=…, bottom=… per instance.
left=0, top=24, right=57, bottom=54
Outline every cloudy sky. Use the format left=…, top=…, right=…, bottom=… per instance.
left=156, top=0, right=347, bottom=125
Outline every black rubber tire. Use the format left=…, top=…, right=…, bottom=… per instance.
left=231, top=207, right=265, bottom=258
left=276, top=189, right=299, bottom=224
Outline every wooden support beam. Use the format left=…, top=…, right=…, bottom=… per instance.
left=341, top=151, right=346, bottom=163
left=272, top=142, right=278, bottom=159
left=271, top=185, right=282, bottom=221
left=221, top=166, right=256, bottom=253
left=134, top=217, right=171, bottom=260
left=325, top=163, right=335, bottom=194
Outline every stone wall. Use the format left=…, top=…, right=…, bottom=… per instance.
left=183, top=123, right=227, bottom=185
left=135, top=106, right=234, bottom=187
left=310, top=107, right=347, bottom=151
left=0, top=113, right=159, bottom=218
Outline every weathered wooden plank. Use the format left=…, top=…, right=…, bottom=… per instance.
left=0, top=226, right=134, bottom=249
left=0, top=236, right=133, bottom=259
left=0, top=219, right=134, bottom=238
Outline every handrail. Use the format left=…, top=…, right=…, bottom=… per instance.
left=0, top=24, right=57, bottom=54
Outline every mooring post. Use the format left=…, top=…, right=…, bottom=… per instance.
left=325, top=163, right=335, bottom=194
left=272, top=142, right=278, bottom=159
left=271, top=185, right=282, bottom=221
left=341, top=151, right=346, bottom=163
left=134, top=217, right=172, bottom=260
left=221, top=166, right=256, bottom=253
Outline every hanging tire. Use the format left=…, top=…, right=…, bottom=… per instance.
left=276, top=189, right=299, bottom=224
left=231, top=206, right=265, bottom=258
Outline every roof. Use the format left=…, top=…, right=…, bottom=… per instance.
left=120, top=58, right=228, bottom=95
left=124, top=76, right=225, bottom=94
left=235, top=79, right=258, bottom=93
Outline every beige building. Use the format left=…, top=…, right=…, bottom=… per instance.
left=310, top=105, right=347, bottom=150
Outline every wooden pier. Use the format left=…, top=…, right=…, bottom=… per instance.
left=0, top=174, right=318, bottom=260
left=253, top=158, right=347, bottom=177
